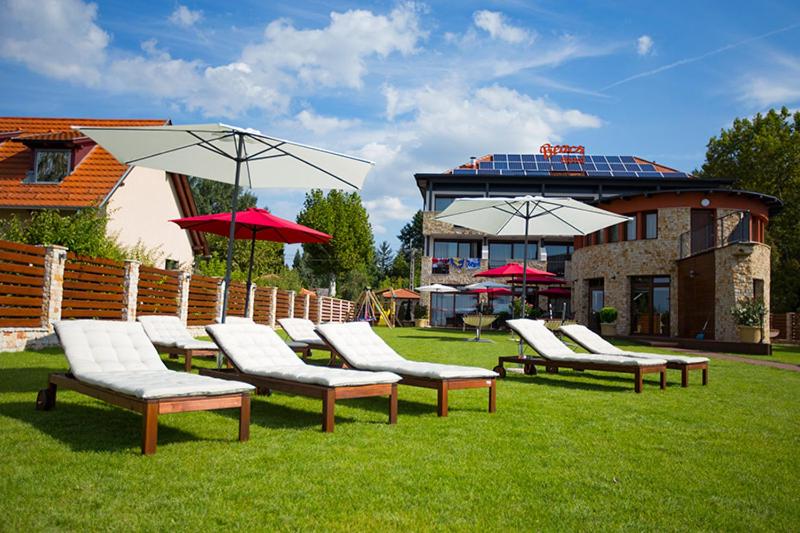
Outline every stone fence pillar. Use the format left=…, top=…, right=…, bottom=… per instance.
left=41, top=245, right=68, bottom=332
left=316, top=297, right=324, bottom=324
left=177, top=271, right=191, bottom=325
left=288, top=290, right=296, bottom=318
left=247, top=283, right=257, bottom=319
left=215, top=279, right=226, bottom=322
left=303, top=293, right=310, bottom=320
left=122, top=260, right=140, bottom=321
left=269, top=287, right=278, bottom=327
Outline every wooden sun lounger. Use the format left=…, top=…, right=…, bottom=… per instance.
left=36, top=373, right=250, bottom=455
left=154, top=342, right=220, bottom=372
left=316, top=323, right=497, bottom=417
left=199, top=368, right=397, bottom=432
left=492, top=355, right=665, bottom=393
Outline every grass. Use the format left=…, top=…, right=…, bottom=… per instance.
left=1, top=327, right=799, bottom=531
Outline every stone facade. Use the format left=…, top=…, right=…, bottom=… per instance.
left=423, top=211, right=486, bottom=238
left=714, top=242, right=771, bottom=341
left=571, top=207, right=689, bottom=337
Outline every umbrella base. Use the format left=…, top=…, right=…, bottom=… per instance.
left=465, top=338, right=494, bottom=343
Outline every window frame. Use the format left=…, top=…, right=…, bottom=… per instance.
left=643, top=211, right=658, bottom=240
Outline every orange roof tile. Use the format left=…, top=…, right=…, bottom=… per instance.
left=0, top=117, right=167, bottom=208
left=380, top=288, right=420, bottom=299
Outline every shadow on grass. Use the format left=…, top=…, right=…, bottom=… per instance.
left=0, top=401, right=209, bottom=453
left=0, top=366, right=65, bottom=393
left=395, top=335, right=472, bottom=343
left=502, top=369, right=666, bottom=393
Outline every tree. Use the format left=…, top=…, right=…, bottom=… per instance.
left=375, top=241, right=393, bottom=280
left=398, top=210, right=423, bottom=254
left=188, top=177, right=284, bottom=280
left=698, top=107, right=800, bottom=311
left=296, top=189, right=375, bottom=291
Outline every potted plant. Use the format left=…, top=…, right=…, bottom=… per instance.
left=414, top=304, right=429, bottom=328
left=598, top=306, right=618, bottom=336
left=731, top=298, right=767, bottom=343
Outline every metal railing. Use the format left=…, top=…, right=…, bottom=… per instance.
left=678, top=210, right=751, bottom=258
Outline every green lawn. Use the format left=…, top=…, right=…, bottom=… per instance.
left=1, top=327, right=799, bottom=531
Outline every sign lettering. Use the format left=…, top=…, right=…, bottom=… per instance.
left=539, top=143, right=585, bottom=164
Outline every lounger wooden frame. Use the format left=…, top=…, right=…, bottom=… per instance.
left=493, top=355, right=667, bottom=393
left=316, top=333, right=497, bottom=417
left=559, top=333, right=709, bottom=387
left=200, top=367, right=397, bottom=432
left=35, top=373, right=250, bottom=455
left=154, top=342, right=219, bottom=372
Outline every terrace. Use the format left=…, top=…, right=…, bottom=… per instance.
left=2, top=327, right=798, bottom=530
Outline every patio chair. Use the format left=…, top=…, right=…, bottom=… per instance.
left=500, top=319, right=667, bottom=393
left=278, top=318, right=336, bottom=363
left=202, top=322, right=400, bottom=432
left=138, top=315, right=219, bottom=371
left=36, top=320, right=254, bottom=455
left=315, top=322, right=497, bottom=417
left=558, top=323, right=709, bottom=387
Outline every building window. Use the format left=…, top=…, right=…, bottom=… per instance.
left=596, top=230, right=605, bottom=244
left=488, top=242, right=538, bottom=268
left=630, top=276, right=670, bottom=336
left=433, top=196, right=457, bottom=211
left=164, top=259, right=180, bottom=270
left=544, top=242, right=573, bottom=276
left=753, top=279, right=764, bottom=303
left=588, top=278, right=604, bottom=332
left=608, top=224, right=619, bottom=243
left=34, top=149, right=71, bottom=183
left=430, top=292, right=478, bottom=327
left=625, top=215, right=637, bottom=241
left=433, top=240, right=480, bottom=258
left=644, top=211, right=658, bottom=239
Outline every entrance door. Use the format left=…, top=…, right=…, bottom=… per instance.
left=588, top=278, right=604, bottom=332
left=691, top=209, right=716, bottom=254
left=630, top=276, right=671, bottom=336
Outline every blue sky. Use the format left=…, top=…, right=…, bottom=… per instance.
left=1, top=0, right=799, bottom=256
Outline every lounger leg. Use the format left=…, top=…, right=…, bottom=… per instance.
left=681, top=367, right=689, bottom=387
left=488, top=379, right=496, bottom=413
left=142, top=402, right=159, bottom=455
left=36, top=379, right=57, bottom=411
left=388, top=384, right=398, bottom=425
left=322, top=389, right=335, bottom=432
left=702, top=367, right=708, bottom=386
left=437, top=381, right=449, bottom=417
left=660, top=370, right=667, bottom=389
left=239, top=394, right=250, bottom=442
left=634, top=369, right=643, bottom=394
left=184, top=352, right=192, bottom=372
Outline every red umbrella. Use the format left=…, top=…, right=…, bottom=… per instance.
left=538, top=287, right=571, bottom=297
left=172, top=207, right=331, bottom=314
left=475, top=263, right=556, bottom=278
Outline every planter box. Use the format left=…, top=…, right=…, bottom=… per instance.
left=415, top=319, right=429, bottom=328
left=600, top=323, right=616, bottom=337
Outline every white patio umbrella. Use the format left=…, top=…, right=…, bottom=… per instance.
left=463, top=281, right=510, bottom=290
left=77, top=123, right=373, bottom=322
left=436, top=196, right=629, bottom=353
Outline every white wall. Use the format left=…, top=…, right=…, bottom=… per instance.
left=105, top=167, right=195, bottom=269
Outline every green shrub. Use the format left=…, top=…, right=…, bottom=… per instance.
left=731, top=298, right=767, bottom=326
left=598, top=306, right=618, bottom=323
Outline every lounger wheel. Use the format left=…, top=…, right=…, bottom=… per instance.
left=493, top=365, right=506, bottom=378
left=35, top=388, right=54, bottom=411
left=256, top=387, right=272, bottom=396
left=523, top=363, right=537, bottom=376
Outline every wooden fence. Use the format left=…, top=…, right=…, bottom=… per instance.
left=137, top=265, right=180, bottom=317
left=187, top=274, right=219, bottom=326
left=226, top=281, right=248, bottom=317
left=62, top=253, right=126, bottom=320
left=0, top=241, right=46, bottom=327
left=770, top=312, right=798, bottom=342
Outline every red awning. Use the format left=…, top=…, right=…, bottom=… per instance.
left=475, top=262, right=556, bottom=278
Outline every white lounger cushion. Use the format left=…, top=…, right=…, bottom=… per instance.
left=506, top=319, right=667, bottom=367
left=558, top=324, right=709, bottom=364
left=279, top=318, right=327, bottom=345
left=138, top=315, right=217, bottom=351
left=316, top=322, right=498, bottom=379
left=206, top=323, right=401, bottom=387
left=78, top=370, right=253, bottom=399
left=54, top=320, right=253, bottom=398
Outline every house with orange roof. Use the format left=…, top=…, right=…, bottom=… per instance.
left=0, top=117, right=207, bottom=269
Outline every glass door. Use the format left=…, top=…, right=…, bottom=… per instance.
left=630, top=276, right=670, bottom=336
left=588, top=278, right=604, bottom=332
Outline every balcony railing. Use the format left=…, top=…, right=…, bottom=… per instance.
left=679, top=210, right=751, bottom=259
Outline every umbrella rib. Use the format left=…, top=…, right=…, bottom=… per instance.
left=246, top=134, right=360, bottom=189
left=188, top=131, right=238, bottom=160
left=534, top=205, right=587, bottom=234
left=244, top=142, right=287, bottom=160
left=241, top=137, right=254, bottom=189
left=123, top=132, right=236, bottom=164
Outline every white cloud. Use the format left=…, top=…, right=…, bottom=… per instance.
left=473, top=10, right=532, bottom=44
left=363, top=195, right=416, bottom=234
left=295, top=110, right=360, bottom=135
left=737, top=53, right=800, bottom=108
left=0, top=0, right=109, bottom=84
left=637, top=35, right=654, bottom=56
left=169, top=5, right=203, bottom=27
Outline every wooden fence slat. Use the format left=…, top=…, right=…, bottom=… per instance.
left=61, top=309, right=123, bottom=318
left=0, top=318, right=42, bottom=327
left=0, top=262, right=45, bottom=277
left=0, top=307, right=43, bottom=317
left=0, top=250, right=46, bottom=266
left=0, top=273, right=47, bottom=286
left=0, top=240, right=46, bottom=255
left=0, top=295, right=42, bottom=307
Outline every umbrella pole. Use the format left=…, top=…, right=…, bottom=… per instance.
left=244, top=231, right=256, bottom=316
left=221, top=133, right=244, bottom=330
left=518, top=208, right=530, bottom=356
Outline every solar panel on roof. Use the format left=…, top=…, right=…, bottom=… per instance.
left=606, top=156, right=621, bottom=163
left=583, top=163, right=596, bottom=171
left=525, top=170, right=550, bottom=176
left=494, top=162, right=508, bottom=170
left=624, top=164, right=641, bottom=172
left=509, top=162, right=523, bottom=170
left=482, top=169, right=501, bottom=175
left=610, top=163, right=625, bottom=171
left=595, top=163, right=610, bottom=170
left=453, top=169, right=477, bottom=175
left=535, top=154, right=546, bottom=161
left=621, top=156, right=636, bottom=163
left=587, top=170, right=613, bottom=177
left=662, top=172, right=689, bottom=178
left=478, top=162, right=492, bottom=169
left=551, top=163, right=566, bottom=171
left=507, top=154, right=521, bottom=161
left=638, top=171, right=663, bottom=178
left=522, top=154, right=535, bottom=162
left=639, top=164, right=655, bottom=171
left=503, top=170, right=525, bottom=176
left=522, top=162, right=535, bottom=169
left=493, top=154, right=507, bottom=161
left=612, top=171, right=636, bottom=178
left=566, top=163, right=582, bottom=171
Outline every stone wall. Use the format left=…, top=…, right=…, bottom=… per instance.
left=714, top=242, right=771, bottom=342
left=570, top=207, right=690, bottom=336
left=422, top=211, right=487, bottom=238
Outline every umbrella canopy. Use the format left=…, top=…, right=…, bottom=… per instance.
left=538, top=287, right=572, bottom=297
left=171, top=207, right=331, bottom=315
left=509, top=275, right=566, bottom=285
left=380, top=288, right=420, bottom=300
left=77, top=123, right=373, bottom=323
left=464, top=281, right=511, bottom=290
left=438, top=196, right=628, bottom=354
left=475, top=263, right=556, bottom=278
left=415, top=284, right=459, bottom=293
left=465, top=287, right=512, bottom=295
